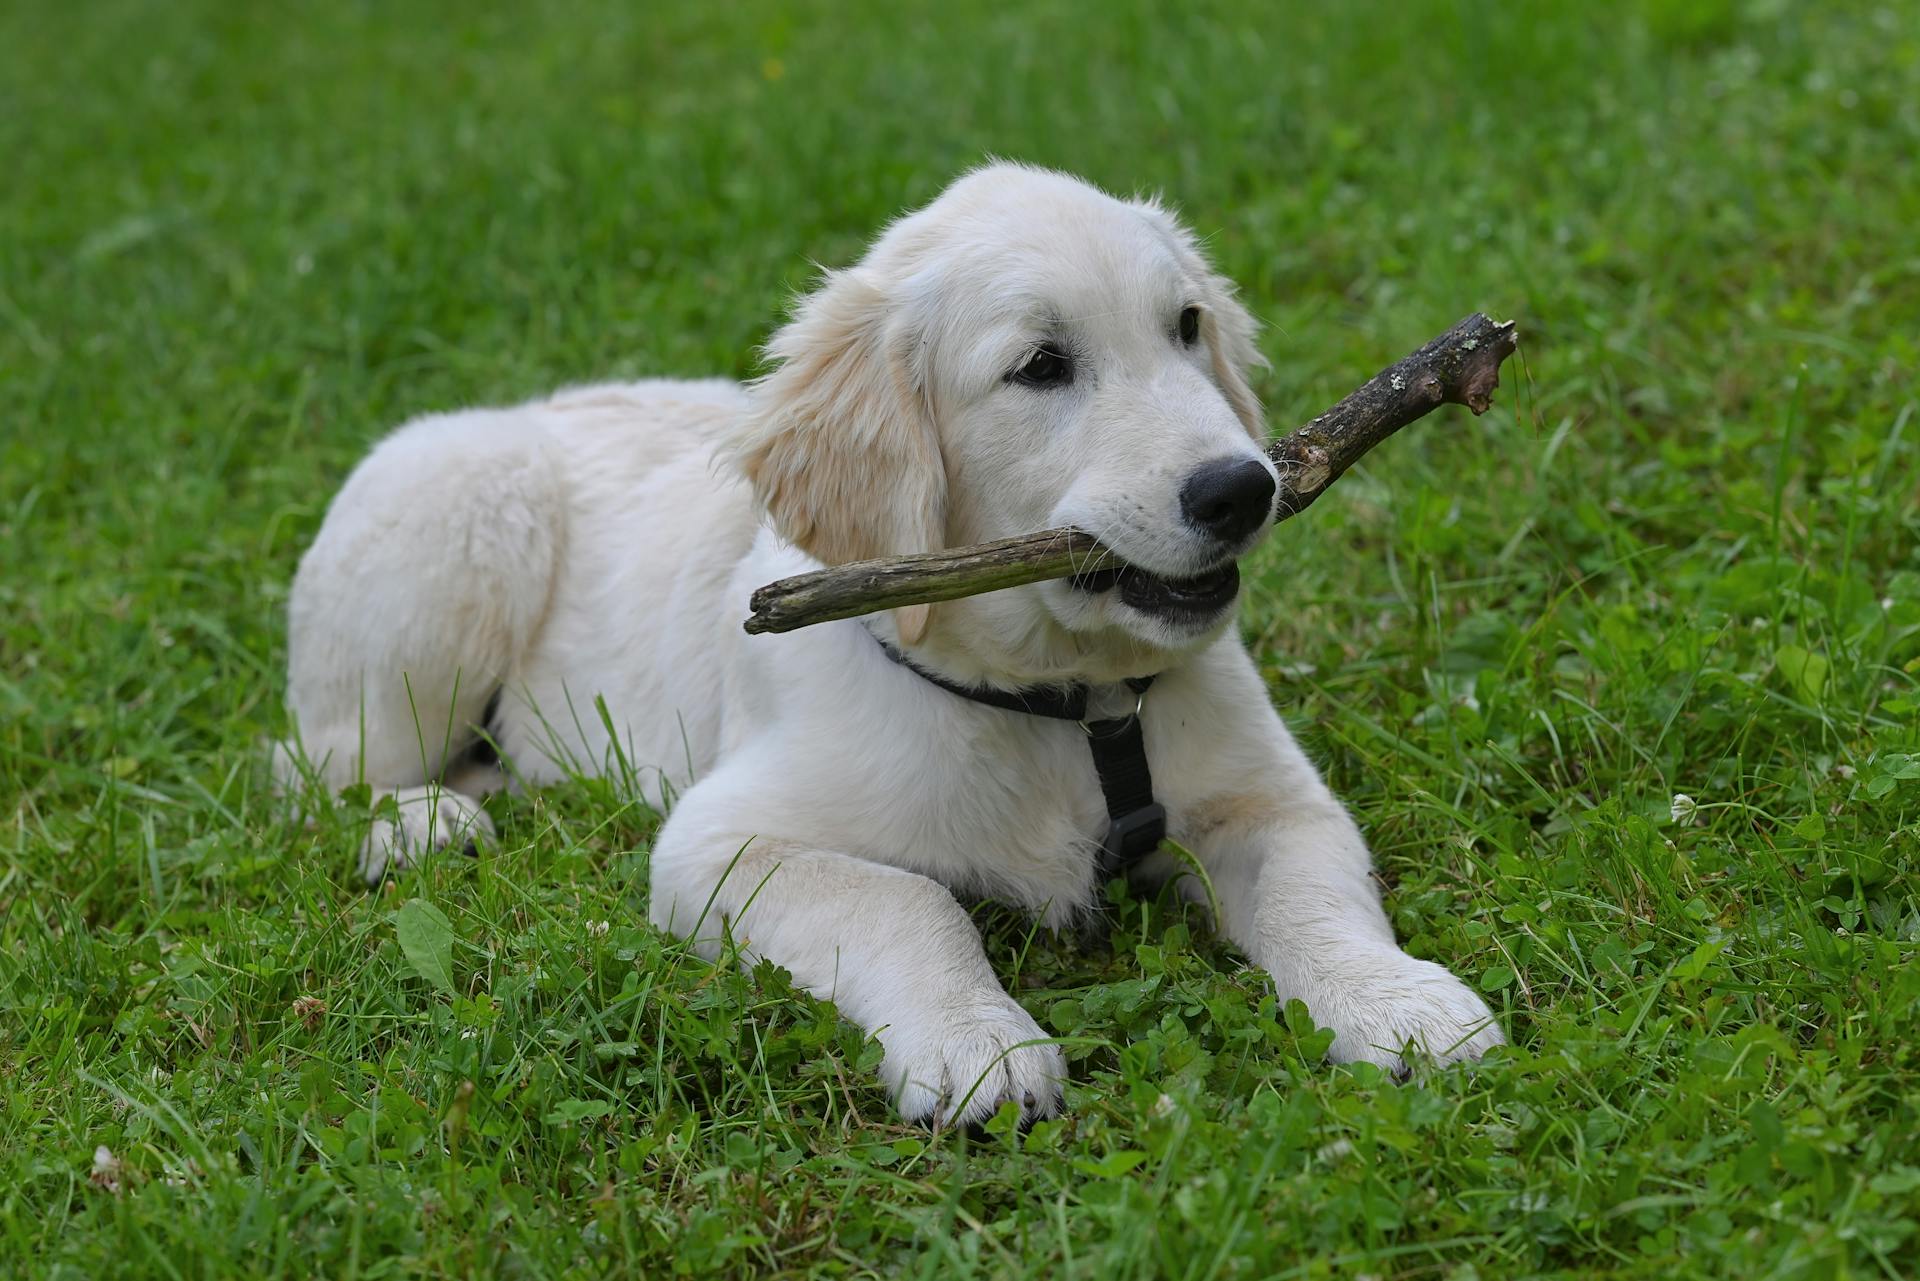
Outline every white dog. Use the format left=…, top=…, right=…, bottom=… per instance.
left=283, top=164, right=1502, bottom=1126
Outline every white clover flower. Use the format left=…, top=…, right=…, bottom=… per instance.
left=90, top=1146, right=123, bottom=1194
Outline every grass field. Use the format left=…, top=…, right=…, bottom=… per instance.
left=4, top=1, right=1919, bottom=1276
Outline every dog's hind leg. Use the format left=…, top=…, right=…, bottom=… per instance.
left=279, top=407, right=564, bottom=881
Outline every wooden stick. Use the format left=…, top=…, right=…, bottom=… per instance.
left=744, top=313, right=1519, bottom=635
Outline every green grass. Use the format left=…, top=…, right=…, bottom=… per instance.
left=3, top=0, right=1918, bottom=1276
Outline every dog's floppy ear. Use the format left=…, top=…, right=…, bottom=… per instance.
left=733, top=266, right=946, bottom=643
left=1137, top=201, right=1269, bottom=443
left=1198, top=271, right=1267, bottom=443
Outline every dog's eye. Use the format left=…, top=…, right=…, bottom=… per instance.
left=1010, top=344, right=1072, bottom=388
left=1178, top=305, right=1201, bottom=346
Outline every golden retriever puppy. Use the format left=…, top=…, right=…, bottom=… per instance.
left=283, top=164, right=1503, bottom=1126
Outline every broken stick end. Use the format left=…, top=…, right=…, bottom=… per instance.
left=1460, top=318, right=1519, bottom=416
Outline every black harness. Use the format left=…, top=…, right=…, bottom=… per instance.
left=869, top=633, right=1166, bottom=882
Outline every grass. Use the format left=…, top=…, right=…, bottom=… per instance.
left=2, top=0, right=1918, bottom=1275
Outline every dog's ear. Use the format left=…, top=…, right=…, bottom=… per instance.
left=733, top=266, right=946, bottom=643
left=1137, top=201, right=1269, bottom=443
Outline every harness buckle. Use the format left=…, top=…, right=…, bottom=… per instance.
left=1098, top=802, right=1167, bottom=876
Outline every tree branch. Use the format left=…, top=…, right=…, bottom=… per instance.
left=744, top=312, right=1519, bottom=636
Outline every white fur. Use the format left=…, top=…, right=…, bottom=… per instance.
left=282, top=165, right=1502, bottom=1126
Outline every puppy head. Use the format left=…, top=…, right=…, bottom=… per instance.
left=738, top=163, right=1271, bottom=671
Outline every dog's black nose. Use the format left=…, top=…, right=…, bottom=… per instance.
left=1180, top=457, right=1275, bottom=545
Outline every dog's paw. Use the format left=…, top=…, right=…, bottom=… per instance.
left=358, top=787, right=494, bottom=884
left=1313, top=948, right=1505, bottom=1074
left=879, top=991, right=1065, bottom=1129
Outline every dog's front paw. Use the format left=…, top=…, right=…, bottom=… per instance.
left=1311, top=948, right=1504, bottom=1074
left=358, top=786, right=494, bottom=884
left=879, top=991, right=1065, bottom=1128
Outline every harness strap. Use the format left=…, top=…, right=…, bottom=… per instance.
left=869, top=636, right=1090, bottom=721
left=1083, top=705, right=1167, bottom=881
left=868, top=632, right=1166, bottom=880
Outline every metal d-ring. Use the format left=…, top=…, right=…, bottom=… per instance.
left=1079, top=687, right=1147, bottom=736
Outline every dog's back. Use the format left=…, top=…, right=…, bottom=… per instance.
left=281, top=377, right=761, bottom=874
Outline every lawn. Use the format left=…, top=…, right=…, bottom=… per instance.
left=3, top=0, right=1918, bottom=1276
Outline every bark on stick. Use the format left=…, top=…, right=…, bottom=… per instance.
left=744, top=313, right=1518, bottom=635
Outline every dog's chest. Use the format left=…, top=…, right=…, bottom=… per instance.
left=882, top=714, right=1113, bottom=916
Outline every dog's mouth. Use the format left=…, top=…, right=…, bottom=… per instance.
left=1068, top=560, right=1241, bottom=621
